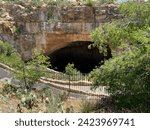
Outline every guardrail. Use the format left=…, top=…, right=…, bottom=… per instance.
left=0, top=62, right=109, bottom=99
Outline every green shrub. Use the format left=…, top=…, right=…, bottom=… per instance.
left=65, top=63, right=80, bottom=75
left=47, top=11, right=54, bottom=20
left=0, top=41, right=14, bottom=56
left=90, top=47, right=150, bottom=112
left=84, top=0, right=96, bottom=6
left=38, top=87, right=64, bottom=113
left=3, top=0, right=19, bottom=3
left=0, top=41, right=22, bottom=68
left=95, top=0, right=115, bottom=5
left=47, top=11, right=59, bottom=23
left=90, top=1, right=150, bottom=112
left=2, top=83, right=17, bottom=94
left=80, top=101, right=94, bottom=113
left=14, top=26, right=22, bottom=36
left=46, top=93, right=63, bottom=113
left=21, top=92, right=37, bottom=109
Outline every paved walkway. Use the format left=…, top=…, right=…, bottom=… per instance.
left=0, top=67, right=13, bottom=79
left=0, top=63, right=108, bottom=99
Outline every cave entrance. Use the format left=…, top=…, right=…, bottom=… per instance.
left=49, top=41, right=109, bottom=74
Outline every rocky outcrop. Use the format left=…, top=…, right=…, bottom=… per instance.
left=0, top=3, right=121, bottom=60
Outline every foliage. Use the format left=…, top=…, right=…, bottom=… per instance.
left=46, top=94, right=63, bottom=112
left=0, top=41, right=50, bottom=89
left=48, top=0, right=72, bottom=6
left=0, top=41, right=65, bottom=113
left=2, top=0, right=116, bottom=6
left=65, top=63, right=80, bottom=75
left=41, top=88, right=64, bottom=113
left=90, top=1, right=150, bottom=112
left=3, top=0, right=18, bottom=3
left=21, top=92, right=37, bottom=109
left=84, top=0, right=96, bottom=6
left=83, top=0, right=115, bottom=6
left=3, top=0, right=72, bottom=6
left=47, top=11, right=54, bottom=20
left=90, top=47, right=150, bottom=111
left=91, top=2, right=150, bottom=54
left=0, top=41, right=14, bottom=56
left=80, top=100, right=94, bottom=113
left=14, top=26, right=22, bottom=36
left=1, top=83, right=17, bottom=95
left=15, top=49, right=50, bottom=89
left=31, top=0, right=44, bottom=6
left=47, top=11, right=60, bottom=23
left=95, top=0, right=115, bottom=4
left=0, top=41, right=23, bottom=68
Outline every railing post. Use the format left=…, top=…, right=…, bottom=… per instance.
left=68, top=74, right=71, bottom=98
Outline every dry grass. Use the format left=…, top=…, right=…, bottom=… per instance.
left=63, top=99, right=83, bottom=112
left=63, top=98, right=97, bottom=112
left=0, top=95, right=19, bottom=112
left=0, top=81, right=19, bottom=112
left=0, top=81, right=4, bottom=90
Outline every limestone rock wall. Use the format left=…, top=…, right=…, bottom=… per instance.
left=0, top=3, right=120, bottom=60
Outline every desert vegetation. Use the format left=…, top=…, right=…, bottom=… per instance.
left=1, top=0, right=116, bottom=6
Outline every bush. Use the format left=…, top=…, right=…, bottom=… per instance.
left=84, top=0, right=96, bottom=6
left=90, top=1, right=150, bottom=112
left=65, top=63, right=80, bottom=75
left=0, top=41, right=22, bottom=68
left=90, top=47, right=150, bottom=112
left=80, top=100, right=94, bottom=113
left=14, top=26, right=22, bottom=36
left=0, top=41, right=14, bottom=56
left=45, top=91, right=64, bottom=113
left=38, top=87, right=64, bottom=113
left=21, top=92, right=37, bottom=109
left=2, top=83, right=17, bottom=94
left=95, top=0, right=115, bottom=5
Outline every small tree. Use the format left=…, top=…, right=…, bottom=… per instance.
left=65, top=63, right=79, bottom=75
left=0, top=41, right=50, bottom=90
left=15, top=49, right=50, bottom=89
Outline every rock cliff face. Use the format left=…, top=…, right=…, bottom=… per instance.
left=0, top=3, right=120, bottom=60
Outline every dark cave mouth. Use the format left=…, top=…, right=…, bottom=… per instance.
left=49, top=41, right=111, bottom=74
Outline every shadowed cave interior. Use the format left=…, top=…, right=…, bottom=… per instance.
left=49, top=41, right=111, bottom=74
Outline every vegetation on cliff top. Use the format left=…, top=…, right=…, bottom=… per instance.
left=1, top=0, right=116, bottom=7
